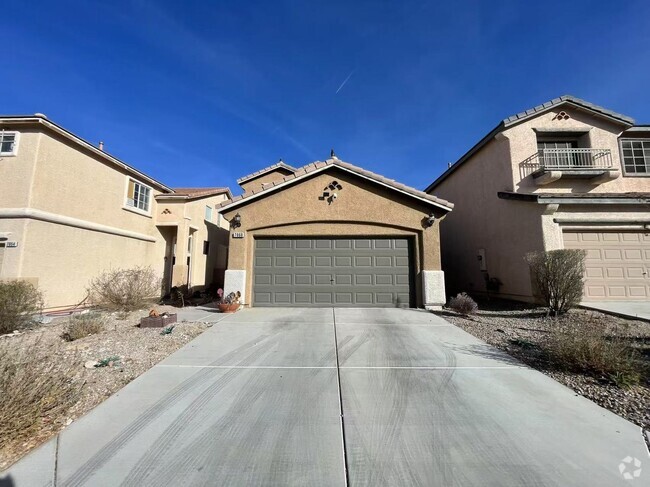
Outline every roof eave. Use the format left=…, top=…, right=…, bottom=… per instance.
left=0, top=116, right=173, bottom=193
left=236, top=163, right=298, bottom=185
left=220, top=163, right=453, bottom=214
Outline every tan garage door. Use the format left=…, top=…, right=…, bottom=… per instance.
left=563, top=231, right=650, bottom=301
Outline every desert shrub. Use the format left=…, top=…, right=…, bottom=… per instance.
left=526, top=249, right=586, bottom=315
left=88, top=266, right=161, bottom=311
left=545, top=323, right=644, bottom=387
left=62, top=312, right=107, bottom=342
left=0, top=339, right=81, bottom=452
left=448, top=292, right=478, bottom=315
left=0, top=281, right=44, bottom=334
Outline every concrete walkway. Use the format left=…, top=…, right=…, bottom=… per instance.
left=581, top=301, right=650, bottom=322
left=2, top=308, right=648, bottom=486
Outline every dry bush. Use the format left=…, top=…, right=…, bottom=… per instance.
left=526, top=249, right=586, bottom=315
left=0, top=339, right=81, bottom=451
left=545, top=323, right=644, bottom=387
left=448, top=292, right=478, bottom=315
left=0, top=281, right=44, bottom=334
left=62, top=312, right=107, bottom=342
left=88, top=266, right=161, bottom=311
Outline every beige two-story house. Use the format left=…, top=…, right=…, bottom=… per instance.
left=426, top=96, right=650, bottom=303
left=0, top=115, right=231, bottom=310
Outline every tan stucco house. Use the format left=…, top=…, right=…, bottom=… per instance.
left=0, top=115, right=231, bottom=310
left=426, top=95, right=650, bottom=303
left=218, top=157, right=454, bottom=308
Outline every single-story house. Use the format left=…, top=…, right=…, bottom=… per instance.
left=218, top=156, right=454, bottom=308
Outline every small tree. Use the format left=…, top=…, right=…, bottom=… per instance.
left=0, top=281, right=44, bottom=334
left=88, top=266, right=161, bottom=311
left=526, top=249, right=586, bottom=315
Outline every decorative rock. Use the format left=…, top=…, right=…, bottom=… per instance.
left=84, top=360, right=98, bottom=369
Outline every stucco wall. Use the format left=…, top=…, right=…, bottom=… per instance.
left=0, top=129, right=41, bottom=208
left=239, top=168, right=294, bottom=193
left=222, top=169, right=447, bottom=307
left=431, top=135, right=545, bottom=300
left=506, top=107, right=648, bottom=194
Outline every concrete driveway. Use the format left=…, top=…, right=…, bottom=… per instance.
left=3, top=308, right=648, bottom=486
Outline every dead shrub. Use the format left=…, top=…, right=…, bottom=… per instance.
left=526, top=249, right=586, bottom=315
left=0, top=339, right=81, bottom=452
left=448, top=292, right=478, bottom=315
left=0, top=281, right=44, bottom=334
left=88, top=266, right=161, bottom=311
left=62, top=312, right=107, bottom=342
left=544, top=323, right=644, bottom=387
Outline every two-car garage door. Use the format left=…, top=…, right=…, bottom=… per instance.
left=253, top=237, right=413, bottom=307
left=564, top=231, right=650, bottom=301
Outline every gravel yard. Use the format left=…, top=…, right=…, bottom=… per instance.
left=437, top=299, right=650, bottom=436
left=0, top=306, right=208, bottom=470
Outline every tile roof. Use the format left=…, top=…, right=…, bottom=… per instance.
left=497, top=191, right=650, bottom=202
left=502, top=95, right=635, bottom=127
left=425, top=95, right=636, bottom=193
left=156, top=187, right=233, bottom=200
left=218, top=158, right=454, bottom=212
left=236, top=161, right=298, bottom=184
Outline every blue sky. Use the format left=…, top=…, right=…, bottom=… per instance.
left=4, top=1, right=650, bottom=193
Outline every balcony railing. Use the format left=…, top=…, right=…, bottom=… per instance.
left=538, top=148, right=613, bottom=170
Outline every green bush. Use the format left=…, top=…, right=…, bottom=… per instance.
left=88, top=266, right=161, bottom=311
left=526, top=249, right=586, bottom=315
left=0, top=281, right=44, bottom=334
left=62, top=312, right=107, bottom=342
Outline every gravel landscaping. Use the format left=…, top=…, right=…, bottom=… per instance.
left=436, top=299, right=650, bottom=439
left=0, top=306, right=208, bottom=471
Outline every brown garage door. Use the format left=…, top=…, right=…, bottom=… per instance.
left=563, top=231, right=650, bottom=301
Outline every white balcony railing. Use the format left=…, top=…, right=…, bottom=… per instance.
left=538, top=148, right=613, bottom=170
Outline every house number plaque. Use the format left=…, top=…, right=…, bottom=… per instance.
left=232, top=232, right=244, bottom=239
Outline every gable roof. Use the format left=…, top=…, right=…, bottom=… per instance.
left=218, top=158, right=453, bottom=213
left=236, top=161, right=297, bottom=185
left=424, top=95, right=636, bottom=193
left=156, top=187, right=233, bottom=201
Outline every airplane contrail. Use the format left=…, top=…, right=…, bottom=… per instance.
left=336, top=70, right=355, bottom=94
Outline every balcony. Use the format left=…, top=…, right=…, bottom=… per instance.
left=531, top=148, right=619, bottom=185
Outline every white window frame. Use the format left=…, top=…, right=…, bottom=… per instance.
left=619, top=139, right=650, bottom=177
left=0, top=131, right=20, bottom=156
left=205, top=205, right=213, bottom=222
left=123, top=177, right=153, bottom=216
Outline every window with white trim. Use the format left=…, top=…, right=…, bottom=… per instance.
left=126, top=178, right=151, bottom=212
left=620, top=140, right=650, bottom=175
left=0, top=131, right=18, bottom=156
left=205, top=205, right=213, bottom=221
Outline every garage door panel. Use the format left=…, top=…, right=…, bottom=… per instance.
left=295, top=256, right=312, bottom=267
left=295, top=274, right=312, bottom=285
left=253, top=237, right=413, bottom=307
left=295, top=240, right=312, bottom=249
left=564, top=231, right=650, bottom=301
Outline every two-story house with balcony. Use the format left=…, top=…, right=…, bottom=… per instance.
left=0, top=114, right=231, bottom=310
left=425, top=95, right=650, bottom=303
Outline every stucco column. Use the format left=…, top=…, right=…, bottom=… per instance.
left=222, top=223, right=249, bottom=304
left=541, top=204, right=563, bottom=251
left=172, top=220, right=190, bottom=289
